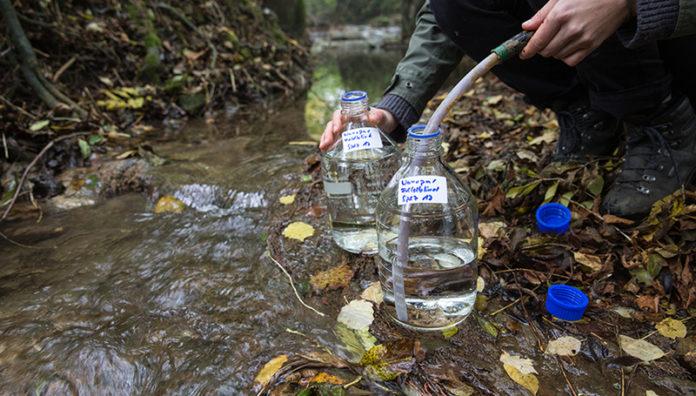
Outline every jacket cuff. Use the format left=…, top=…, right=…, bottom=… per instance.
left=618, top=0, right=679, bottom=48
left=375, top=94, right=420, bottom=142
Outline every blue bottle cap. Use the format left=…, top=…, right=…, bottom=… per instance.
left=407, top=124, right=441, bottom=139
left=341, top=90, right=368, bottom=102
left=535, top=203, right=571, bottom=234
left=545, top=284, right=589, bottom=321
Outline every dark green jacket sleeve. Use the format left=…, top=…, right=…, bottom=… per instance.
left=619, top=0, right=696, bottom=48
left=374, top=0, right=464, bottom=138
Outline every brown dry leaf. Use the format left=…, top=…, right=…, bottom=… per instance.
left=656, top=318, right=687, bottom=339
left=636, top=295, right=659, bottom=312
left=309, top=263, right=354, bottom=292
left=574, top=252, right=603, bottom=272
left=603, top=214, right=635, bottom=225
left=482, top=188, right=506, bottom=216
left=479, top=221, right=505, bottom=240
left=361, top=282, right=384, bottom=304
left=500, top=351, right=537, bottom=375
left=154, top=195, right=186, bottom=214
left=254, top=355, right=288, bottom=385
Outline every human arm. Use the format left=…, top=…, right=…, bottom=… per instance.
left=520, top=0, right=696, bottom=66
left=319, top=0, right=464, bottom=151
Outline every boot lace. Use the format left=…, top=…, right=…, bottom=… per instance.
left=617, top=125, right=682, bottom=194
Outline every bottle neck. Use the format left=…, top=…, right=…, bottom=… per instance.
left=341, top=99, right=369, bottom=125
left=405, top=135, right=444, bottom=161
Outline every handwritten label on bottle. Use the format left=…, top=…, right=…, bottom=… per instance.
left=342, top=128, right=383, bottom=153
left=398, top=176, right=448, bottom=205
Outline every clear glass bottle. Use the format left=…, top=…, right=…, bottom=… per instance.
left=322, top=91, right=400, bottom=255
left=376, top=124, right=478, bottom=331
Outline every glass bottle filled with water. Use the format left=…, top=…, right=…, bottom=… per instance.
left=376, top=124, right=478, bottom=330
left=321, top=91, right=400, bottom=255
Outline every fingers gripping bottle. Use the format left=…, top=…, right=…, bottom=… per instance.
left=376, top=124, right=478, bottom=330
left=321, top=91, right=400, bottom=255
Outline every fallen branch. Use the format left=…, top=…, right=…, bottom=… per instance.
left=265, top=250, right=326, bottom=317
left=1, top=132, right=89, bottom=222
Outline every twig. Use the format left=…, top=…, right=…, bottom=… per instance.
left=52, top=55, right=76, bottom=82
left=1, top=132, right=88, bottom=222
left=0, top=94, right=37, bottom=119
left=266, top=251, right=326, bottom=317
left=620, top=368, right=625, bottom=396
left=343, top=375, right=362, bottom=389
left=2, top=132, right=8, bottom=159
left=0, top=230, right=41, bottom=249
left=555, top=355, right=578, bottom=396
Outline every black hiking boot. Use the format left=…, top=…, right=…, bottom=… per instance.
left=552, top=99, right=621, bottom=161
left=602, top=97, right=696, bottom=219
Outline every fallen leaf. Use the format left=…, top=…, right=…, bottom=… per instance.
left=574, top=252, right=602, bottom=272
left=546, top=336, right=582, bottom=356
left=154, top=195, right=185, bottom=214
left=476, top=276, right=485, bottom=292
left=309, top=263, right=354, bottom=292
left=612, top=307, right=636, bottom=318
left=479, top=221, right=505, bottom=239
left=636, top=295, right=659, bottom=312
left=646, top=391, right=659, bottom=396
left=486, top=159, right=506, bottom=172
left=500, top=351, right=537, bottom=375
left=337, top=300, right=374, bottom=331
left=254, top=354, right=288, bottom=385
left=619, top=335, right=665, bottom=362
left=506, top=181, right=541, bottom=200
left=502, top=363, right=539, bottom=395
left=529, top=129, right=556, bottom=145
left=516, top=149, right=539, bottom=163
left=656, top=318, right=687, bottom=339
left=485, top=95, right=503, bottom=105
left=442, top=326, right=459, bottom=338
left=478, top=315, right=498, bottom=337
left=543, top=181, right=559, bottom=203
left=335, top=323, right=376, bottom=361
left=309, top=372, right=344, bottom=385
left=361, top=282, right=384, bottom=304
left=29, top=120, right=50, bottom=132
left=282, top=222, right=315, bottom=242
left=78, top=139, right=91, bottom=159
left=603, top=214, right=635, bottom=225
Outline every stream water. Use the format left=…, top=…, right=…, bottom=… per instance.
left=0, top=31, right=403, bottom=394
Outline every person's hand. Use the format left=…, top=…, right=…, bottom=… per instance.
left=520, top=0, right=634, bottom=66
left=319, top=108, right=398, bottom=152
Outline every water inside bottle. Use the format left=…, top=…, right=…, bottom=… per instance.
left=377, top=235, right=477, bottom=330
left=322, top=148, right=399, bottom=254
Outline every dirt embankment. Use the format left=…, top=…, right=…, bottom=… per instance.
left=0, top=0, right=311, bottom=220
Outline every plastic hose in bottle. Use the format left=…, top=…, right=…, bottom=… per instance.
left=393, top=31, right=533, bottom=323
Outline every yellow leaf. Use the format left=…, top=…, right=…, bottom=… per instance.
left=282, top=221, right=314, bottom=242
left=154, top=195, right=185, bottom=214
left=309, top=372, right=344, bottom=385
left=656, top=318, right=687, bottom=339
left=619, top=335, right=665, bottom=362
left=254, top=355, right=288, bottom=385
left=500, top=351, right=537, bottom=375
left=574, top=252, right=602, bottom=272
left=476, top=276, right=485, bottom=293
left=477, top=237, right=486, bottom=258
left=503, top=363, right=539, bottom=395
left=442, top=325, right=459, bottom=338
left=309, top=263, right=354, bottom=291
left=279, top=194, right=296, bottom=205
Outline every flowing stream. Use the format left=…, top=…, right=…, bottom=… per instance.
left=0, top=30, right=404, bottom=394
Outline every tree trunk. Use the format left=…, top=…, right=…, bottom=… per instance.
left=401, top=0, right=425, bottom=41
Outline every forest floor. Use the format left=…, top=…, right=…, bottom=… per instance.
left=0, top=0, right=310, bottom=222
left=261, top=76, right=696, bottom=395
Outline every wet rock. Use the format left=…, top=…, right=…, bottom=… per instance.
left=97, top=159, right=152, bottom=197
left=30, top=172, right=64, bottom=198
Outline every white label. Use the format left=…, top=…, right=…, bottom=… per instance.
left=342, top=128, right=383, bottom=153
left=324, top=181, right=352, bottom=195
left=398, top=176, right=448, bottom=205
